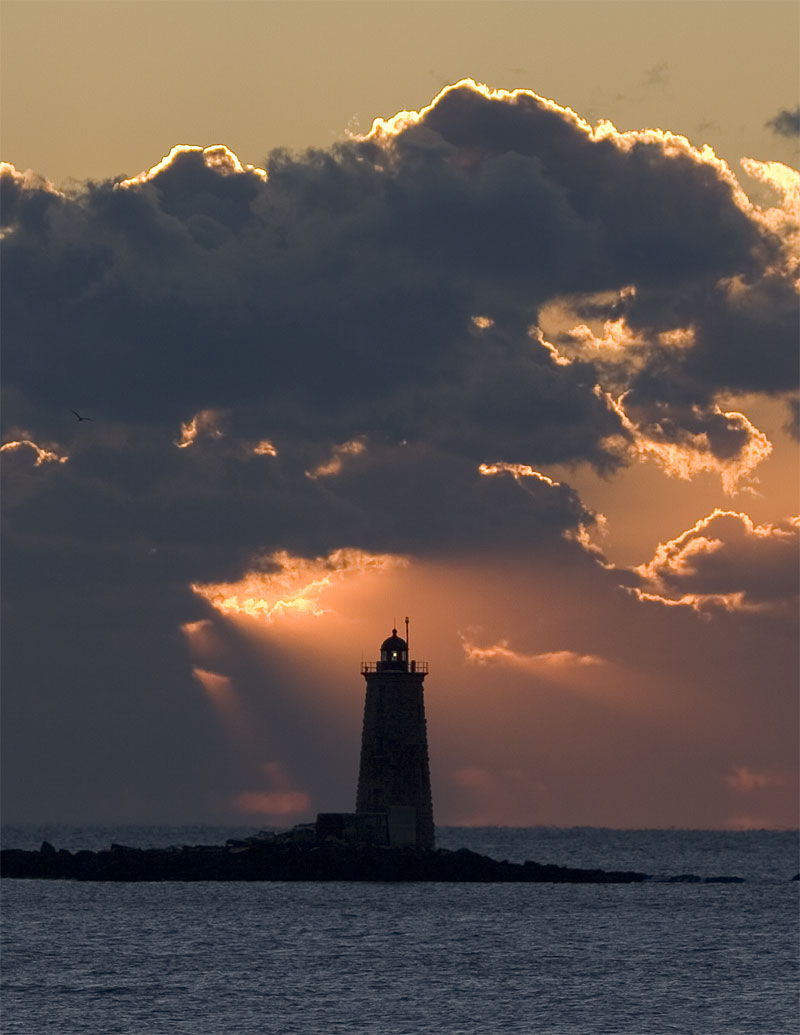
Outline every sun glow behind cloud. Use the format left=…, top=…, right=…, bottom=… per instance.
left=191, top=548, right=408, bottom=622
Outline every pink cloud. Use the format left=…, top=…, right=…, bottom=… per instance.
left=232, top=761, right=311, bottom=818
left=725, top=766, right=793, bottom=792
left=232, top=790, right=311, bottom=817
left=461, top=635, right=605, bottom=670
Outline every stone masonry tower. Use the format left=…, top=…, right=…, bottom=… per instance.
left=356, top=626, right=434, bottom=849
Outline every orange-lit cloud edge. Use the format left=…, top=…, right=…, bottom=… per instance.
left=0, top=438, right=68, bottom=466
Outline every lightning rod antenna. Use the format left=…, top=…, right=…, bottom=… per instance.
left=405, top=616, right=410, bottom=651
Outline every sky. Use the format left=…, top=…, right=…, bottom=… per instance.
left=2, top=0, right=798, bottom=829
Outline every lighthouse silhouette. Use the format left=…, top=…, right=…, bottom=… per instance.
left=355, top=622, right=435, bottom=849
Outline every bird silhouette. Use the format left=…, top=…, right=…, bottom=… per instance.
left=71, top=410, right=94, bottom=422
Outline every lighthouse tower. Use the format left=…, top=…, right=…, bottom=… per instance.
left=356, top=626, right=435, bottom=849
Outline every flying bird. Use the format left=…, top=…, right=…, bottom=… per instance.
left=71, top=410, right=94, bottom=422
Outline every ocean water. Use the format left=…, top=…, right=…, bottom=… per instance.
left=2, top=826, right=797, bottom=1035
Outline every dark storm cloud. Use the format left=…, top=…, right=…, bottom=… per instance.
left=625, top=272, right=799, bottom=406
left=3, top=84, right=797, bottom=821
left=383, top=84, right=795, bottom=413
left=766, top=106, right=800, bottom=138
left=3, top=83, right=794, bottom=570
left=388, top=84, right=767, bottom=288
left=4, top=85, right=789, bottom=449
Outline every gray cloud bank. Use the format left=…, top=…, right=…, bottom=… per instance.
left=2, top=82, right=797, bottom=822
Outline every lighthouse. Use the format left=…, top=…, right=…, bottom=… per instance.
left=355, top=625, right=435, bottom=849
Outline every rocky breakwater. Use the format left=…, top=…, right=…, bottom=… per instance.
left=2, top=828, right=649, bottom=883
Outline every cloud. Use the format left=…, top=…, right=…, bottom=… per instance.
left=232, top=789, right=311, bottom=817
left=766, top=106, right=800, bottom=138
left=192, top=548, right=408, bottom=621
left=4, top=80, right=791, bottom=466
left=461, top=637, right=606, bottom=670
left=232, top=761, right=311, bottom=819
left=633, top=510, right=799, bottom=613
left=725, top=766, right=793, bottom=792
left=739, top=158, right=799, bottom=274
left=477, top=462, right=561, bottom=487
left=0, top=437, right=68, bottom=467
left=119, top=144, right=267, bottom=188
left=175, top=408, right=226, bottom=449
left=306, top=437, right=366, bottom=479
left=2, top=80, right=798, bottom=825
left=642, top=61, right=670, bottom=88
left=0, top=161, right=62, bottom=232
left=604, top=395, right=773, bottom=493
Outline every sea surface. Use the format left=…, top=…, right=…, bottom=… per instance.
left=2, top=826, right=797, bottom=1035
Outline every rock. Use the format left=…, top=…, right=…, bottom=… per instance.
left=0, top=838, right=650, bottom=884
left=276, top=825, right=316, bottom=845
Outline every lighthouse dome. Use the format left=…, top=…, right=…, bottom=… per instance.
left=379, top=628, right=408, bottom=669
left=380, top=629, right=407, bottom=653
